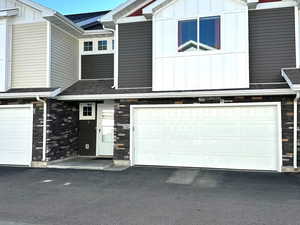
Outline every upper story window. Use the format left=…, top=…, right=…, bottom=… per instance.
left=178, top=16, right=221, bottom=52
left=98, top=40, right=108, bottom=51
left=81, top=38, right=114, bottom=55
left=84, top=41, right=93, bottom=51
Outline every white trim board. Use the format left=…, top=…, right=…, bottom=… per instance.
left=0, top=88, right=62, bottom=99
left=129, top=102, right=283, bottom=172
left=281, top=69, right=300, bottom=91
left=57, top=89, right=296, bottom=101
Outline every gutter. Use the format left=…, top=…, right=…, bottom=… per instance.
left=36, top=96, right=47, bottom=162
left=294, top=92, right=300, bottom=169
left=0, top=88, right=62, bottom=99
left=56, top=88, right=296, bottom=101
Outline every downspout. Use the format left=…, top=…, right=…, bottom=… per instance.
left=36, top=96, right=47, bottom=162
left=294, top=92, right=300, bottom=169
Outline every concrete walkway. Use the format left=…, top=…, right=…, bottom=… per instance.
left=47, top=157, right=127, bottom=171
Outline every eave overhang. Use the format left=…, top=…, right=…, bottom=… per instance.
left=282, top=68, right=300, bottom=91
left=0, top=88, right=61, bottom=99
left=57, top=89, right=296, bottom=101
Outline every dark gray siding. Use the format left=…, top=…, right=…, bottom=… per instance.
left=249, top=7, right=296, bottom=83
left=81, top=54, right=114, bottom=79
left=118, top=21, right=152, bottom=88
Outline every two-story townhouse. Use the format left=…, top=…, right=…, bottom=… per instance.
left=57, top=0, right=300, bottom=173
left=0, top=0, right=115, bottom=166
left=2, top=0, right=300, bottom=173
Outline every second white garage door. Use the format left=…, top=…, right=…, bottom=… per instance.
left=0, top=105, right=33, bottom=166
left=132, top=103, right=281, bottom=171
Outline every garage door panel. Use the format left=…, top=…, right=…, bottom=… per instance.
left=133, top=104, right=280, bottom=171
left=0, top=106, right=32, bottom=166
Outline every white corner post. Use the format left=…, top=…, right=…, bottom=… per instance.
left=0, top=19, right=12, bottom=92
left=36, top=96, right=47, bottom=162
left=294, top=92, right=300, bottom=169
left=46, top=21, right=51, bottom=88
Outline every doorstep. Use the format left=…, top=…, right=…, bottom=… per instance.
left=46, top=157, right=129, bottom=171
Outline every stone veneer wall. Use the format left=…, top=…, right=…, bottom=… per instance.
left=46, top=100, right=79, bottom=161
left=0, top=99, right=44, bottom=161
left=114, top=96, right=296, bottom=167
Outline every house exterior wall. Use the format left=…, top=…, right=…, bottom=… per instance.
left=11, top=22, right=48, bottom=88
left=152, top=0, right=249, bottom=91
left=114, top=96, right=296, bottom=168
left=0, top=0, right=44, bottom=24
left=81, top=54, right=114, bottom=79
left=118, top=21, right=153, bottom=88
left=249, top=7, right=296, bottom=84
left=50, top=25, right=79, bottom=89
left=46, top=100, right=79, bottom=161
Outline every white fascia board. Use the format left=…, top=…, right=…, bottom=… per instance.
left=143, top=0, right=170, bottom=16
left=0, top=88, right=62, bottom=99
left=17, top=0, right=56, bottom=17
left=0, top=8, right=18, bottom=17
left=57, top=89, right=296, bottom=101
left=101, top=0, right=137, bottom=23
left=117, top=16, right=148, bottom=24
left=82, top=30, right=113, bottom=36
left=281, top=69, right=300, bottom=91
left=256, top=1, right=297, bottom=9
left=53, top=12, right=84, bottom=34
left=143, top=0, right=250, bottom=17
left=76, top=15, right=102, bottom=27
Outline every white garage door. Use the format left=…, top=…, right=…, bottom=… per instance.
left=0, top=105, right=33, bottom=166
left=132, top=103, right=281, bottom=171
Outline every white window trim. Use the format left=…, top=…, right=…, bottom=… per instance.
left=79, top=103, right=96, bottom=120
left=80, top=37, right=114, bottom=55
left=83, top=41, right=93, bottom=52
left=98, top=40, right=108, bottom=51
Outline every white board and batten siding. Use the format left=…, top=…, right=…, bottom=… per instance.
left=50, top=25, right=79, bottom=89
left=153, top=0, right=249, bottom=91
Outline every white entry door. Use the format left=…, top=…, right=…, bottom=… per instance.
left=96, top=104, right=114, bottom=156
left=132, top=103, right=281, bottom=171
left=0, top=105, right=33, bottom=166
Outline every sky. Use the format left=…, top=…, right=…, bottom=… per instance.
left=34, top=0, right=125, bottom=15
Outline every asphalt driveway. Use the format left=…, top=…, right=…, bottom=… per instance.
left=0, top=167, right=300, bottom=225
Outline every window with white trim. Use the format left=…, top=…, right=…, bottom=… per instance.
left=178, top=16, right=221, bottom=52
left=84, top=41, right=93, bottom=51
left=80, top=103, right=96, bottom=120
left=98, top=40, right=108, bottom=51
